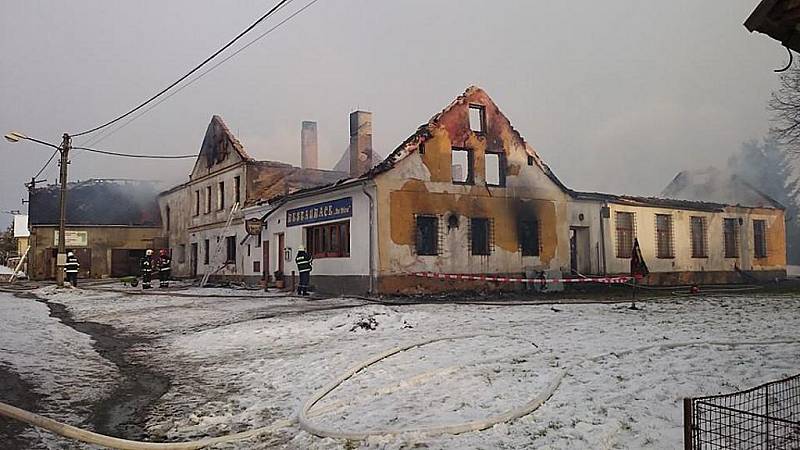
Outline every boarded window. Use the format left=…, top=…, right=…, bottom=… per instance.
left=415, top=215, right=439, bottom=256
left=194, top=191, right=200, bottom=216
left=471, top=217, right=491, bottom=256
left=485, top=152, right=505, bottom=187
left=203, top=239, right=210, bottom=265
left=234, top=176, right=241, bottom=205
left=690, top=216, right=708, bottom=258
left=306, top=221, right=350, bottom=258
left=451, top=148, right=472, bottom=184
left=469, top=104, right=485, bottom=133
left=225, top=236, right=236, bottom=263
left=615, top=212, right=635, bottom=258
left=724, top=218, right=739, bottom=258
left=519, top=220, right=540, bottom=256
left=205, top=186, right=212, bottom=214
left=655, top=214, right=674, bottom=258
left=218, top=181, right=225, bottom=210
left=253, top=261, right=261, bottom=273
left=754, top=220, right=767, bottom=258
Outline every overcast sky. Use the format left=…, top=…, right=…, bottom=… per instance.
left=0, top=0, right=786, bottom=228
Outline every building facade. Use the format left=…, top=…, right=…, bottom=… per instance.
left=27, top=179, right=162, bottom=280
left=260, top=86, right=787, bottom=295
left=158, top=115, right=344, bottom=282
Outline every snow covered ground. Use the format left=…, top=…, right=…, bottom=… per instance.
left=3, top=285, right=799, bottom=449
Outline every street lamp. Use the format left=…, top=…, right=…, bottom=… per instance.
left=5, top=131, right=71, bottom=287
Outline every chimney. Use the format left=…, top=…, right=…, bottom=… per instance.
left=301, top=121, right=318, bottom=170
left=349, top=111, right=373, bottom=177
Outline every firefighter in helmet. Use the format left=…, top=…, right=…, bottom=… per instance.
left=65, top=251, right=80, bottom=287
left=140, top=249, right=154, bottom=289
left=157, top=249, right=171, bottom=288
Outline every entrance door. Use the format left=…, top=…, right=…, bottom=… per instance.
left=277, top=233, right=285, bottom=275
left=190, top=243, right=198, bottom=277
left=262, top=240, right=270, bottom=282
left=569, top=227, right=592, bottom=275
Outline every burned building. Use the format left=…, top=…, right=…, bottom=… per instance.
left=159, top=115, right=344, bottom=281
left=260, top=86, right=786, bottom=295
left=27, top=179, right=163, bottom=280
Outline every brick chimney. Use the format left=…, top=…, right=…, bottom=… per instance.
left=301, top=121, right=318, bottom=170
left=349, top=111, right=372, bottom=178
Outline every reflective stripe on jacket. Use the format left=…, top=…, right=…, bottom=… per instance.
left=295, top=252, right=312, bottom=273
left=65, top=256, right=80, bottom=273
left=159, top=258, right=171, bottom=271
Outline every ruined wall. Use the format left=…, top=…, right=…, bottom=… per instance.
left=374, top=88, right=571, bottom=293
left=28, top=225, right=160, bottom=280
left=602, top=203, right=786, bottom=277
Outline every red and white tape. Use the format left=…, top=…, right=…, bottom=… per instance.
left=412, top=272, right=633, bottom=284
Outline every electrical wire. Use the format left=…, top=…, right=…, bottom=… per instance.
left=33, top=149, right=59, bottom=180
left=79, top=0, right=321, bottom=150
left=71, top=0, right=292, bottom=138
left=71, top=146, right=196, bottom=159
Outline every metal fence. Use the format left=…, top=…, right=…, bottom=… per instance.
left=684, top=373, right=800, bottom=449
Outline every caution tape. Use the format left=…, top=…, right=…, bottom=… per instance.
left=412, top=272, right=633, bottom=284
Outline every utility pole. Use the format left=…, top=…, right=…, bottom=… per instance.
left=55, top=133, right=71, bottom=287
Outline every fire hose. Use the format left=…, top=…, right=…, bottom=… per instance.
left=1, top=336, right=799, bottom=448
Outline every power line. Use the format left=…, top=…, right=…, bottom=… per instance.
left=80, top=0, right=321, bottom=149
left=34, top=149, right=59, bottom=179
left=72, top=146, right=196, bottom=159
left=71, top=0, right=293, bottom=138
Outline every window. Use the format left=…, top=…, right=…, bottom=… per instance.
left=247, top=244, right=251, bottom=257
left=255, top=230, right=262, bottom=248
left=225, top=236, right=236, bottom=263
left=723, top=218, right=739, bottom=258
left=178, top=244, right=186, bottom=264
left=471, top=217, right=491, bottom=256
left=253, top=261, right=261, bottom=273
left=203, top=239, right=210, bottom=264
left=165, top=205, right=171, bottom=231
left=234, top=176, right=241, bottom=205
left=469, top=104, right=486, bottom=133
left=615, top=212, right=635, bottom=258
left=690, top=216, right=708, bottom=258
left=485, top=152, right=505, bottom=187
left=415, top=215, right=439, bottom=256
left=754, top=220, right=767, bottom=258
left=205, top=186, right=212, bottom=214
left=452, top=148, right=472, bottom=184
left=306, top=221, right=350, bottom=258
left=194, top=191, right=200, bottom=216
left=519, top=220, right=540, bottom=256
left=655, top=214, right=674, bottom=258
left=218, top=181, right=225, bottom=210
left=527, top=154, right=534, bottom=166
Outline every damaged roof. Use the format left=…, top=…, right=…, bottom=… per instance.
left=745, top=0, right=800, bottom=51
left=30, top=179, right=162, bottom=226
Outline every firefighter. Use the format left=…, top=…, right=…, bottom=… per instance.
left=65, top=251, right=80, bottom=287
left=157, top=249, right=171, bottom=288
left=295, top=245, right=313, bottom=296
left=140, top=249, right=154, bottom=289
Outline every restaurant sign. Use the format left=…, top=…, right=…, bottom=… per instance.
left=244, top=218, right=263, bottom=235
left=286, top=197, right=352, bottom=227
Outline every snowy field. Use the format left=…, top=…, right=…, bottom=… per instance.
left=2, top=284, right=799, bottom=449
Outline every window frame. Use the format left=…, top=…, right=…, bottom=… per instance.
left=451, top=147, right=474, bottom=185
left=234, top=176, right=241, bottom=205
left=205, top=186, right=212, bottom=214
left=306, top=220, right=350, bottom=259
left=225, top=235, right=236, bottom=263
left=203, top=239, right=210, bottom=265
left=655, top=214, right=674, bottom=259
left=690, top=216, right=708, bottom=258
left=615, top=211, right=636, bottom=259
left=470, top=217, right=492, bottom=256
left=753, top=219, right=767, bottom=259
left=485, top=151, right=506, bottom=187
left=194, top=190, right=200, bottom=216
left=415, top=215, right=439, bottom=256
left=468, top=104, right=486, bottom=134
left=723, top=218, right=739, bottom=258
left=519, top=219, right=540, bottom=257
left=217, top=181, right=225, bottom=211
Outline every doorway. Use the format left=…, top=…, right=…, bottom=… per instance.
left=569, top=227, right=591, bottom=275
left=190, top=243, right=198, bottom=277
left=262, top=240, right=270, bottom=283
